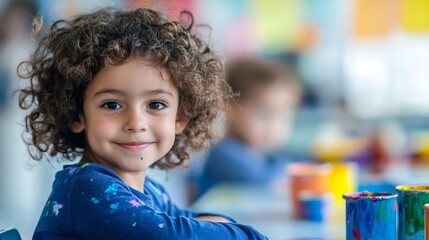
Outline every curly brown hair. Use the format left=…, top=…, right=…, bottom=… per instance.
left=18, top=7, right=230, bottom=169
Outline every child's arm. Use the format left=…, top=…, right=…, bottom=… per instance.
left=66, top=168, right=268, bottom=240
left=145, top=178, right=234, bottom=223
left=194, top=215, right=230, bottom=222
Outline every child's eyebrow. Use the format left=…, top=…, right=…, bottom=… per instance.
left=94, top=89, right=174, bottom=98
left=94, top=89, right=124, bottom=97
left=145, top=89, right=174, bottom=98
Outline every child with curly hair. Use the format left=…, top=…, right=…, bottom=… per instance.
left=18, top=7, right=267, bottom=240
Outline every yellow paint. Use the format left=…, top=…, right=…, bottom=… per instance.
left=328, top=162, right=358, bottom=220
left=397, top=186, right=429, bottom=192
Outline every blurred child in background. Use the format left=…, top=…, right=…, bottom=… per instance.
left=0, top=1, right=41, bottom=228
left=0, top=0, right=37, bottom=109
left=199, top=56, right=301, bottom=196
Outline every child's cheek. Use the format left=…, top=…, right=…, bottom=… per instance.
left=87, top=117, right=116, bottom=139
left=162, top=119, right=177, bottom=145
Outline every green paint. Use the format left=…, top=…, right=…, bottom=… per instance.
left=376, top=201, right=387, bottom=224
left=76, top=163, right=90, bottom=173
left=404, top=191, right=429, bottom=236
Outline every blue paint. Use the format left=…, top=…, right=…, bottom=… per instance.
left=105, top=184, right=119, bottom=196
left=299, top=192, right=332, bottom=222
left=90, top=197, right=100, bottom=204
left=110, top=203, right=118, bottom=210
left=343, top=192, right=397, bottom=240
left=300, top=198, right=323, bottom=222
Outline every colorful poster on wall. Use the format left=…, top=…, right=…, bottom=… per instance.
left=401, top=0, right=429, bottom=32
left=197, top=0, right=260, bottom=55
left=252, top=0, right=305, bottom=52
left=125, top=0, right=195, bottom=18
left=353, top=0, right=397, bottom=38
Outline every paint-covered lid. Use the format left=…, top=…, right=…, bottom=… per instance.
left=342, top=192, right=397, bottom=201
left=396, top=185, right=429, bottom=192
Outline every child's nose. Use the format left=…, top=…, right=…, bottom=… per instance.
left=124, top=108, right=147, bottom=133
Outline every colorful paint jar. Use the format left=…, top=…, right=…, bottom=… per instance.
left=397, top=186, right=429, bottom=239
left=299, top=191, right=333, bottom=222
left=424, top=204, right=429, bottom=240
left=287, top=162, right=332, bottom=219
left=343, top=192, right=397, bottom=240
left=328, top=162, right=358, bottom=221
left=328, top=162, right=358, bottom=204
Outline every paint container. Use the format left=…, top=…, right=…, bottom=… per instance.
left=397, top=186, right=429, bottom=240
left=424, top=204, right=429, bottom=240
left=328, top=162, right=358, bottom=221
left=287, top=162, right=332, bottom=219
left=299, top=191, right=333, bottom=222
left=328, top=162, right=358, bottom=204
left=343, top=192, right=397, bottom=240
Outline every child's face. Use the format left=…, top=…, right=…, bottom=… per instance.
left=71, top=58, right=187, bottom=174
left=230, top=84, right=295, bottom=152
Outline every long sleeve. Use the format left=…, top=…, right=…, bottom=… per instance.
left=33, top=163, right=268, bottom=240
left=143, top=179, right=196, bottom=218
left=71, top=167, right=267, bottom=239
left=144, top=178, right=236, bottom=222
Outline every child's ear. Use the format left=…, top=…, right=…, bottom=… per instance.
left=175, top=114, right=188, bottom=134
left=70, top=115, right=85, bottom=133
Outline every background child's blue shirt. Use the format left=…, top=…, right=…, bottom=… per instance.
left=33, top=163, right=267, bottom=240
left=199, top=137, right=287, bottom=196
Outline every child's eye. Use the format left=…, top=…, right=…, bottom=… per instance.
left=101, top=101, right=122, bottom=110
left=148, top=101, right=167, bottom=110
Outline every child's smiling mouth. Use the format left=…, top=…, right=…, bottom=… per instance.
left=115, top=142, right=152, bottom=151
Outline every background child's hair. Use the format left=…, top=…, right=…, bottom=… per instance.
left=226, top=56, right=301, bottom=103
left=18, top=7, right=231, bottom=169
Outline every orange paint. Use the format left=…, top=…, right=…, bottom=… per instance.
left=287, top=162, right=331, bottom=219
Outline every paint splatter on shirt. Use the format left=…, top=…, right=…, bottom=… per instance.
left=90, top=197, right=99, bottom=204
left=129, top=198, right=144, bottom=207
left=51, top=202, right=63, bottom=216
left=33, top=163, right=267, bottom=240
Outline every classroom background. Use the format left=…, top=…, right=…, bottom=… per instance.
left=2, top=0, right=429, bottom=239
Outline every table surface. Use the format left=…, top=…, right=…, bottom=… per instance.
left=190, top=164, right=429, bottom=240
left=191, top=181, right=346, bottom=240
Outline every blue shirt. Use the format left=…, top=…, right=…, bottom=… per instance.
left=33, top=163, right=267, bottom=239
left=199, top=137, right=286, bottom=196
